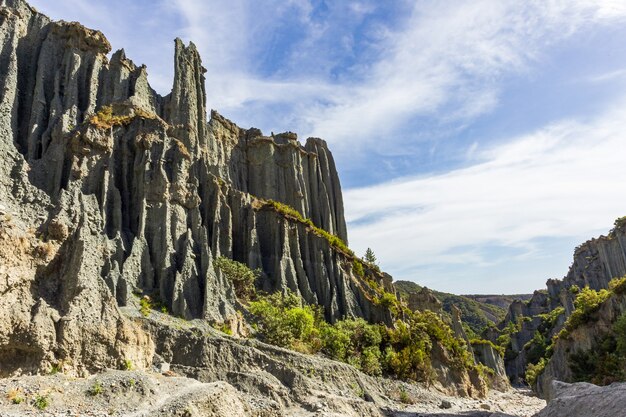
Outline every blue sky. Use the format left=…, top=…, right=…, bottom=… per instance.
left=31, top=0, right=626, bottom=294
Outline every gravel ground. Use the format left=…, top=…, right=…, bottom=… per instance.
left=0, top=371, right=545, bottom=417
left=386, top=387, right=545, bottom=417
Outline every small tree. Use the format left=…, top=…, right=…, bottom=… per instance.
left=364, top=248, right=377, bottom=265
left=213, top=257, right=260, bottom=301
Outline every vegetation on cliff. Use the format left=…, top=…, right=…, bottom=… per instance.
left=524, top=276, right=626, bottom=388
left=248, top=289, right=479, bottom=384
left=394, top=280, right=507, bottom=335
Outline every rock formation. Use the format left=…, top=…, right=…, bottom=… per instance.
left=0, top=0, right=381, bottom=326
left=493, top=220, right=626, bottom=393
left=535, top=381, right=626, bottom=417
left=0, top=0, right=489, bottom=413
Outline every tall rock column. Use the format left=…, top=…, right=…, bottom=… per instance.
left=164, top=39, right=207, bottom=156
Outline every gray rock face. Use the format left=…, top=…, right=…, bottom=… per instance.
left=0, top=0, right=372, bottom=326
left=0, top=1, right=491, bottom=405
left=534, top=381, right=626, bottom=417
left=408, top=286, right=443, bottom=314
left=535, top=291, right=626, bottom=399
left=472, top=342, right=509, bottom=392
left=498, top=223, right=626, bottom=385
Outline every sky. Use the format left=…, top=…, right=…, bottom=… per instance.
left=29, top=0, right=626, bottom=294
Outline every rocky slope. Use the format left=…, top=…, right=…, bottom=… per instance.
left=0, top=0, right=500, bottom=414
left=535, top=381, right=626, bottom=417
left=394, top=281, right=509, bottom=334
left=491, top=219, right=626, bottom=394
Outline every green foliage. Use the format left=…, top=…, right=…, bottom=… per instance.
left=399, top=387, right=413, bottom=404
left=352, top=259, right=365, bottom=278
left=364, top=248, right=377, bottom=265
left=33, top=395, right=49, bottom=410
left=524, top=331, right=549, bottom=365
left=138, top=294, right=168, bottom=317
left=470, top=338, right=505, bottom=357
left=248, top=291, right=320, bottom=352
left=375, top=291, right=397, bottom=309
left=320, top=318, right=384, bottom=376
left=569, top=334, right=625, bottom=386
left=139, top=297, right=151, bottom=317
left=539, top=307, right=565, bottom=330
left=615, top=312, right=626, bottom=356
left=566, top=312, right=626, bottom=386
left=213, top=257, right=260, bottom=301
left=569, top=285, right=580, bottom=295
left=525, top=357, right=547, bottom=387
left=394, top=280, right=507, bottom=335
left=88, top=380, right=104, bottom=396
left=562, top=287, right=611, bottom=334
left=123, top=359, right=133, bottom=371
left=609, top=276, right=626, bottom=295
left=48, top=364, right=61, bottom=375
left=264, top=200, right=353, bottom=256
left=248, top=289, right=480, bottom=384
left=219, top=322, right=233, bottom=335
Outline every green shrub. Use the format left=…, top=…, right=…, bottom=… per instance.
left=568, top=335, right=624, bottom=385
left=563, top=287, right=611, bottom=332
left=248, top=291, right=320, bottom=352
left=248, top=290, right=478, bottom=384
left=319, top=323, right=351, bottom=361
left=524, top=331, right=549, bottom=365
left=123, top=359, right=133, bottom=371
left=609, top=276, right=626, bottom=295
left=33, top=395, right=49, bottom=410
left=470, top=338, right=505, bottom=357
left=525, top=357, right=547, bottom=386
left=399, top=387, right=413, bottom=404
left=361, top=346, right=383, bottom=376
left=539, top=307, right=565, bottom=330
left=139, top=297, right=151, bottom=317
left=219, top=322, right=233, bottom=335
left=88, top=381, right=104, bottom=396
left=213, top=257, right=260, bottom=301
left=352, top=259, right=365, bottom=278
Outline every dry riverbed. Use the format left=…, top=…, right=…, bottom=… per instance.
left=0, top=370, right=545, bottom=417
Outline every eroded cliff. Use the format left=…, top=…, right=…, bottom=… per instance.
left=0, top=0, right=489, bottom=413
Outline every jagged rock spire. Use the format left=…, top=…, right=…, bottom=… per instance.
left=164, top=38, right=207, bottom=156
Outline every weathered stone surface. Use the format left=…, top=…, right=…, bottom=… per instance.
left=472, top=342, right=509, bottom=392
left=535, top=291, right=626, bottom=399
left=535, top=381, right=626, bottom=417
left=498, top=223, right=626, bottom=386
left=408, top=286, right=443, bottom=315
left=0, top=0, right=488, bottom=406
left=0, top=0, right=371, bottom=325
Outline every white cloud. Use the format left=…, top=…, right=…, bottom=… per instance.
left=344, top=98, right=626, bottom=287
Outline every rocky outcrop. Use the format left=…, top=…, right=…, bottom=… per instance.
left=408, top=287, right=443, bottom=315
left=0, top=0, right=492, bottom=407
left=471, top=342, right=508, bottom=392
left=0, top=0, right=375, bottom=326
left=535, top=381, right=626, bottom=417
left=496, top=221, right=626, bottom=389
left=535, top=291, right=626, bottom=399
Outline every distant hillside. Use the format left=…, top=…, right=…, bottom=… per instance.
left=394, top=280, right=510, bottom=335
left=463, top=294, right=533, bottom=310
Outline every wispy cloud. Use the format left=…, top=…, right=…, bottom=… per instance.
left=344, top=97, right=626, bottom=289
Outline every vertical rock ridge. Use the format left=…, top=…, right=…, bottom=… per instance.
left=0, top=0, right=372, bottom=327
left=164, top=39, right=207, bottom=156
